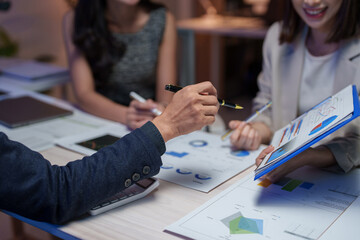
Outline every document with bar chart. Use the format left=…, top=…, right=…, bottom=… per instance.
left=255, top=85, right=360, bottom=180
left=165, top=167, right=360, bottom=240
left=157, top=131, right=266, bottom=192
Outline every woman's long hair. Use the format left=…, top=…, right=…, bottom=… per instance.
left=73, top=0, right=162, bottom=87
left=280, top=0, right=360, bottom=44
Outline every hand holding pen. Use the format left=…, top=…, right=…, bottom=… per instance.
left=165, top=84, right=243, bottom=110
left=126, top=91, right=163, bottom=130
left=129, top=91, right=162, bottom=116
left=223, top=101, right=272, bottom=150
left=153, top=82, right=219, bottom=141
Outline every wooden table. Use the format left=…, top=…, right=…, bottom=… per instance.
left=4, top=146, right=256, bottom=240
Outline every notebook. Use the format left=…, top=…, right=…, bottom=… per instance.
left=254, top=85, right=360, bottom=180
left=0, top=96, right=73, bottom=128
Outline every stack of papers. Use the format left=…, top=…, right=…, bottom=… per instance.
left=0, top=60, right=68, bottom=81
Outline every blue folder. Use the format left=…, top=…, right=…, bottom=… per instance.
left=254, top=85, right=360, bottom=180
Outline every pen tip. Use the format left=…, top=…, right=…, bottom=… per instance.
left=165, top=84, right=171, bottom=90
left=235, top=105, right=243, bottom=110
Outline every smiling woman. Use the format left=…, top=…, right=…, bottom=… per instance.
left=291, top=0, right=343, bottom=56
left=294, top=0, right=342, bottom=25
left=280, top=0, right=358, bottom=45
left=227, top=0, right=360, bottom=183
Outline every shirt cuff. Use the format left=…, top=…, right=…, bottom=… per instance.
left=140, top=121, right=166, bottom=155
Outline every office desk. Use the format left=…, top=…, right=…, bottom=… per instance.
left=3, top=145, right=255, bottom=240
left=2, top=83, right=359, bottom=240
left=177, top=16, right=267, bottom=91
left=6, top=146, right=360, bottom=240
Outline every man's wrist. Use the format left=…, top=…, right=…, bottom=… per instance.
left=151, top=117, right=176, bottom=142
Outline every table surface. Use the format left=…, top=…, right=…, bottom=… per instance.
left=0, top=83, right=253, bottom=240
left=2, top=82, right=359, bottom=240
left=7, top=142, right=360, bottom=240
left=39, top=146, right=256, bottom=240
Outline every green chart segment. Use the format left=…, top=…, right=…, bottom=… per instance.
left=258, top=177, right=314, bottom=192
left=282, top=179, right=303, bottom=192
left=221, top=212, right=263, bottom=235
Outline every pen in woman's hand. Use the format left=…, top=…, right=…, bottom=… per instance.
left=129, top=91, right=162, bottom=116
left=221, top=100, right=272, bottom=140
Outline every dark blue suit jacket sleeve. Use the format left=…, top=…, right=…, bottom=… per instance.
left=0, top=122, right=164, bottom=224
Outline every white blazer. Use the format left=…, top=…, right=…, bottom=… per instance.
left=253, top=22, right=360, bottom=172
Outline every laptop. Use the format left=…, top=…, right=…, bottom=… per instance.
left=0, top=95, right=73, bottom=128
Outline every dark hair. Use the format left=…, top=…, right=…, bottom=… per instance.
left=73, top=0, right=163, bottom=87
left=280, top=0, right=360, bottom=44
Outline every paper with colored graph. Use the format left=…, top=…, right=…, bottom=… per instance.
left=157, top=131, right=266, bottom=192
left=165, top=167, right=360, bottom=240
left=255, top=85, right=360, bottom=180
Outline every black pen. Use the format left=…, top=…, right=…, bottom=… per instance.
left=165, top=84, right=243, bottom=110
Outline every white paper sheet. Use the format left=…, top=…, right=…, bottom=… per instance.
left=319, top=194, right=360, bottom=240
left=157, top=131, right=265, bottom=192
left=165, top=167, right=360, bottom=240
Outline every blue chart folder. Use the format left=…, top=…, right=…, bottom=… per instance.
left=254, top=85, right=360, bottom=180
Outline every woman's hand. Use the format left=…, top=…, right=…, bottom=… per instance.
left=229, top=120, right=262, bottom=150
left=255, top=145, right=305, bottom=183
left=255, top=146, right=337, bottom=183
left=126, top=99, right=159, bottom=130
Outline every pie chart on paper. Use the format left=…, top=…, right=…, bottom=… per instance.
left=309, top=115, right=337, bottom=136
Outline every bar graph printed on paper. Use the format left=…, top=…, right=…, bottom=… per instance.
left=284, top=223, right=321, bottom=240
left=328, top=184, right=360, bottom=198
left=166, top=167, right=360, bottom=240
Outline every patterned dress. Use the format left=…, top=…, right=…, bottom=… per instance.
left=96, top=7, right=166, bottom=106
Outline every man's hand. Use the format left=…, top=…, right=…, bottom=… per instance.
left=152, top=81, right=219, bottom=142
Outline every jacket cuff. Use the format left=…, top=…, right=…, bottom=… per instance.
left=140, top=121, right=166, bottom=155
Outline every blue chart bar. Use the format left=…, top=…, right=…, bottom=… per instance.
left=295, top=119, right=303, bottom=135
left=165, top=151, right=189, bottom=158
left=300, top=182, right=314, bottom=190
left=309, top=115, right=337, bottom=136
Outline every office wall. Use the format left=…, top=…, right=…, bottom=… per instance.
left=0, top=0, right=195, bottom=68
left=0, top=0, right=70, bottom=67
left=155, top=0, right=195, bottom=19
